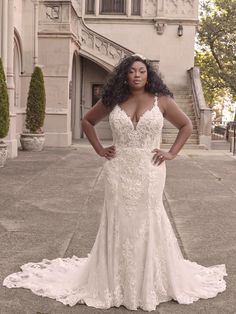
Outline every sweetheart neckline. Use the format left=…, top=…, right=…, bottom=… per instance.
left=116, top=95, right=163, bottom=131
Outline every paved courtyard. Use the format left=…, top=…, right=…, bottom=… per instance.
left=0, top=140, right=235, bottom=314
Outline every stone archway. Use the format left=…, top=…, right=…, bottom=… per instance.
left=70, top=53, right=112, bottom=141
left=71, top=52, right=82, bottom=139
left=13, top=29, right=23, bottom=108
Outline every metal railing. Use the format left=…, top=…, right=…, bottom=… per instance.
left=227, top=121, right=236, bottom=155
left=211, top=124, right=226, bottom=140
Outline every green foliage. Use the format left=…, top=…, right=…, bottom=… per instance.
left=195, top=51, right=227, bottom=108
left=25, top=66, right=46, bottom=133
left=196, top=0, right=236, bottom=106
left=0, top=58, right=10, bottom=140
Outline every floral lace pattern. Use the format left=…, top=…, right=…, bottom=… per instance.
left=2, top=95, right=227, bottom=311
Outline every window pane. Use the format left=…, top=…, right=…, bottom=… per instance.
left=92, top=84, right=103, bottom=106
left=131, top=0, right=140, bottom=15
left=85, top=0, right=95, bottom=14
left=101, top=0, right=125, bottom=14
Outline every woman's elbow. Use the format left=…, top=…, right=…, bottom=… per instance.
left=81, top=118, right=88, bottom=131
left=186, top=118, right=193, bottom=134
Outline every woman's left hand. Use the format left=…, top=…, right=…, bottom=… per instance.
left=151, top=149, right=176, bottom=166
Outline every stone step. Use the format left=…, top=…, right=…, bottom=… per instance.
left=164, top=120, right=198, bottom=127
left=178, top=103, right=195, bottom=108
left=180, top=110, right=195, bottom=114
left=163, top=122, right=198, bottom=132
left=174, top=96, right=193, bottom=101
left=160, top=143, right=207, bottom=150
left=170, top=89, right=192, bottom=95
left=162, top=133, right=199, bottom=139
left=179, top=104, right=195, bottom=108
left=178, top=106, right=195, bottom=110
left=165, top=118, right=197, bottom=124
left=161, top=88, right=200, bottom=145
left=162, top=138, right=199, bottom=145
left=162, top=128, right=198, bottom=134
left=185, top=114, right=197, bottom=119
left=211, top=140, right=230, bottom=150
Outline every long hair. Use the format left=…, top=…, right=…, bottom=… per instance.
left=101, top=55, right=174, bottom=110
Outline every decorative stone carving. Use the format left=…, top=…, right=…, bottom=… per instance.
left=143, top=0, right=157, bottom=17
left=46, top=5, right=60, bottom=20
left=143, top=0, right=196, bottom=18
left=95, top=38, right=108, bottom=56
left=165, top=0, right=195, bottom=16
left=81, top=30, right=94, bottom=49
left=181, top=0, right=195, bottom=15
left=153, top=22, right=165, bottom=35
left=78, top=18, right=133, bottom=67
left=0, top=143, right=8, bottom=168
left=109, top=46, right=122, bottom=60
left=20, top=133, right=45, bottom=152
left=165, top=0, right=178, bottom=14
left=71, top=0, right=82, bottom=17
left=157, top=0, right=165, bottom=16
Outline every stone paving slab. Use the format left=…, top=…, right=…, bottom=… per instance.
left=0, top=141, right=235, bottom=314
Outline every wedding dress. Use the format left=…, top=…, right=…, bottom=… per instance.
left=2, top=94, right=227, bottom=312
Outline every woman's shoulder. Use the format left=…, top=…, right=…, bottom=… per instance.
left=156, top=94, right=174, bottom=115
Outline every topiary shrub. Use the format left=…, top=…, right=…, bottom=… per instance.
left=0, top=58, right=10, bottom=143
left=25, top=66, right=46, bottom=133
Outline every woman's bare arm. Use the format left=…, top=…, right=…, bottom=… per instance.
left=81, top=99, right=112, bottom=155
left=159, top=95, right=193, bottom=157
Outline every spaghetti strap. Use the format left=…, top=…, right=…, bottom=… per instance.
left=155, top=93, right=159, bottom=107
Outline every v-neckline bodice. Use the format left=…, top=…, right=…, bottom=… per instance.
left=117, top=94, right=159, bottom=131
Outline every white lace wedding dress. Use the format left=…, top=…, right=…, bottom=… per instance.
left=3, top=94, right=227, bottom=311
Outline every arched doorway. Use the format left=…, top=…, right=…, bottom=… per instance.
left=13, top=29, right=23, bottom=108
left=71, top=54, right=112, bottom=140
left=71, top=52, right=82, bottom=139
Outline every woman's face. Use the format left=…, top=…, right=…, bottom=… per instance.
left=127, top=61, right=148, bottom=90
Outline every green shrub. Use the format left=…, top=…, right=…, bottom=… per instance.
left=0, top=58, right=10, bottom=141
left=25, top=66, right=46, bottom=133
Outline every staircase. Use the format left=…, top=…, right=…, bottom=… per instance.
left=161, top=89, right=203, bottom=148
left=77, top=17, right=133, bottom=72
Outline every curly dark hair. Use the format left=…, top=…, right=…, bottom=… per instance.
left=101, top=55, right=174, bottom=110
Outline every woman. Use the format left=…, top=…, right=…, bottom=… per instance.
left=3, top=54, right=227, bottom=312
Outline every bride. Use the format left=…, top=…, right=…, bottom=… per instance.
left=3, top=54, right=227, bottom=312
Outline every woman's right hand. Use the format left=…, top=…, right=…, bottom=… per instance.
left=98, top=145, right=116, bottom=160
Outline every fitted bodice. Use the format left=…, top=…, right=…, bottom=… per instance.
left=109, top=94, right=164, bottom=150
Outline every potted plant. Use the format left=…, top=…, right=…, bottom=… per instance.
left=20, top=66, right=46, bottom=151
left=0, top=58, right=10, bottom=167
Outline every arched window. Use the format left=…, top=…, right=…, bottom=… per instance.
left=13, top=29, right=23, bottom=107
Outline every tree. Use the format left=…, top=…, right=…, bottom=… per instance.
left=25, top=66, right=46, bottom=133
left=195, top=0, right=236, bottom=107
left=0, top=58, right=10, bottom=142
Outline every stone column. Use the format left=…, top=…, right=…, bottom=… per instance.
left=33, top=0, right=39, bottom=66
left=94, top=0, right=99, bottom=16
left=126, top=0, right=131, bottom=16
left=140, top=0, right=145, bottom=17
left=6, top=0, right=17, bottom=158
left=1, top=0, right=8, bottom=71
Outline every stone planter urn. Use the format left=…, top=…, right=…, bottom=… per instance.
left=20, top=132, right=45, bottom=152
left=0, top=142, right=8, bottom=167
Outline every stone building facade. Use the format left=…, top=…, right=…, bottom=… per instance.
left=0, top=0, right=199, bottom=158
